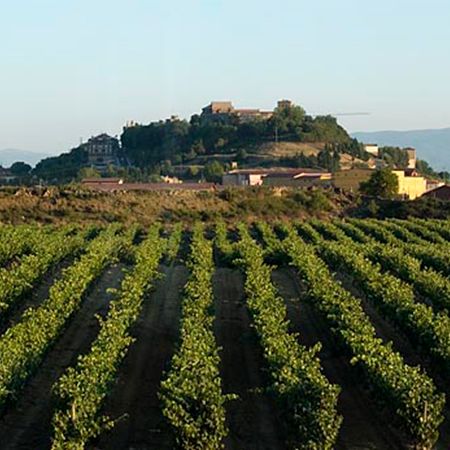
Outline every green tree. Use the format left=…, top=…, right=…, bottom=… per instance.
left=317, top=149, right=340, bottom=172
left=188, top=166, right=200, bottom=178
left=10, top=162, right=32, bottom=175
left=184, top=148, right=197, bottom=161
left=236, top=148, right=248, bottom=162
left=367, top=199, right=380, bottom=217
left=33, top=146, right=88, bottom=183
left=270, top=103, right=306, bottom=139
left=191, top=139, right=206, bottom=155
left=203, top=161, right=224, bottom=183
left=360, top=169, right=399, bottom=199
left=78, top=167, right=101, bottom=180
left=380, top=147, right=409, bottom=168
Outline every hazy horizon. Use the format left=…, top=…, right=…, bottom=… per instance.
left=1, top=0, right=449, bottom=154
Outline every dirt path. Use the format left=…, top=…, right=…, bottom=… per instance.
left=334, top=270, right=450, bottom=450
left=272, top=267, right=404, bottom=450
left=91, top=264, right=188, bottom=450
left=0, top=264, right=126, bottom=450
left=0, top=258, right=75, bottom=336
left=213, top=267, right=286, bottom=450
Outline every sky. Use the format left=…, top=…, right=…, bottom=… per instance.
left=1, top=0, right=449, bottom=155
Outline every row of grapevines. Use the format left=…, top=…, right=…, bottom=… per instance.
left=388, top=219, right=447, bottom=244
left=316, top=238, right=450, bottom=370
left=0, top=228, right=89, bottom=320
left=312, top=221, right=450, bottom=315
left=373, top=219, right=428, bottom=245
left=349, top=218, right=399, bottom=244
left=365, top=244, right=450, bottom=313
left=350, top=219, right=450, bottom=276
left=51, top=225, right=165, bottom=449
left=234, top=224, right=342, bottom=450
left=332, top=220, right=371, bottom=243
left=165, top=223, right=183, bottom=262
left=214, top=220, right=236, bottom=263
left=294, top=221, right=323, bottom=244
left=0, top=225, right=130, bottom=407
left=412, top=219, right=450, bottom=241
left=253, top=221, right=288, bottom=262
left=406, top=244, right=450, bottom=277
left=160, top=223, right=229, bottom=450
left=282, top=226, right=445, bottom=449
left=373, top=219, right=450, bottom=254
left=309, top=219, right=353, bottom=243
left=0, top=225, right=49, bottom=266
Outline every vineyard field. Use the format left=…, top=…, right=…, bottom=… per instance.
left=0, top=219, right=449, bottom=450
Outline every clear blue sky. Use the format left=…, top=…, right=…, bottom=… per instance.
left=1, top=0, right=449, bottom=154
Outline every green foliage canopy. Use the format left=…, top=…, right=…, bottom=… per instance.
left=360, top=169, right=399, bottom=199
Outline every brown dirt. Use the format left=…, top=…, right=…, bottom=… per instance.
left=213, top=267, right=286, bottom=450
left=334, top=271, right=424, bottom=367
left=0, top=258, right=75, bottom=336
left=1, top=258, right=448, bottom=449
left=90, top=264, right=188, bottom=450
left=0, top=263, right=127, bottom=450
left=334, top=270, right=450, bottom=450
left=272, top=267, right=405, bottom=450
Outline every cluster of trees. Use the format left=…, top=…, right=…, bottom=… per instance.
left=279, top=149, right=340, bottom=172
left=379, top=146, right=410, bottom=168
left=416, top=159, right=450, bottom=181
left=121, top=103, right=353, bottom=169
left=33, top=147, right=88, bottom=183
left=277, top=139, right=368, bottom=172
left=0, top=162, right=34, bottom=185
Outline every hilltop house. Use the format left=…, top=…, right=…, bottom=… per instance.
left=85, top=134, right=121, bottom=173
left=202, top=99, right=293, bottom=123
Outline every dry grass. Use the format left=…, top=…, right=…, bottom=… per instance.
left=258, top=142, right=325, bottom=158
left=0, top=186, right=346, bottom=226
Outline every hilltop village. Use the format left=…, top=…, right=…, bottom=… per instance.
left=1, top=99, right=449, bottom=200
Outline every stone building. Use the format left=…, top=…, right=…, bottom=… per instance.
left=201, top=100, right=293, bottom=123
left=85, top=134, right=120, bottom=173
left=405, top=147, right=417, bottom=169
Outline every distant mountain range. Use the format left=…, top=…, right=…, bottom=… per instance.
left=352, top=128, right=450, bottom=172
left=0, top=149, right=51, bottom=168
